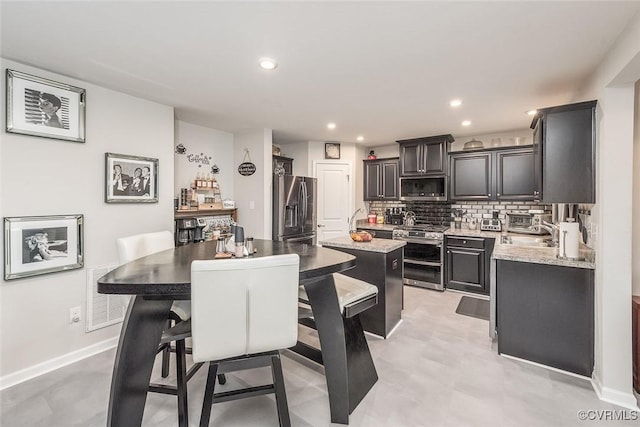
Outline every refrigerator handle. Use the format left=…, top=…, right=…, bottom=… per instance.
left=298, top=183, right=304, bottom=227
left=302, top=181, right=308, bottom=221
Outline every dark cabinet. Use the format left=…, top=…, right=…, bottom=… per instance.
left=364, top=158, right=398, bottom=201
left=497, top=260, right=594, bottom=376
left=397, top=134, right=453, bottom=176
left=272, top=155, right=293, bottom=175
left=449, top=147, right=534, bottom=201
left=445, top=236, right=494, bottom=295
left=531, top=100, right=596, bottom=203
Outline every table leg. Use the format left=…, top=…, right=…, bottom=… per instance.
left=107, top=296, right=172, bottom=427
left=303, top=275, right=378, bottom=425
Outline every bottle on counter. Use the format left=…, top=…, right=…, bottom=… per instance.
left=377, top=212, right=384, bottom=224
left=368, top=211, right=377, bottom=224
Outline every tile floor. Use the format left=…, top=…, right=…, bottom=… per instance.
left=1, top=286, right=638, bottom=426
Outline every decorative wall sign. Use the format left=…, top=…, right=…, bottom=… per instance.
left=187, top=152, right=211, bottom=168
left=105, top=152, right=159, bottom=203
left=238, top=148, right=256, bottom=176
left=211, top=164, right=220, bottom=174
left=175, top=143, right=187, bottom=154
left=325, top=142, right=341, bottom=159
left=4, top=214, right=84, bottom=280
left=5, top=69, right=86, bottom=143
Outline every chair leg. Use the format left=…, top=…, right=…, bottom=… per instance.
left=200, top=362, right=218, bottom=427
left=175, top=339, right=188, bottom=427
left=270, top=354, right=291, bottom=427
left=217, top=373, right=227, bottom=385
left=161, top=319, right=171, bottom=378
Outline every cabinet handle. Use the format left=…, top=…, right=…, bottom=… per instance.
left=447, top=251, right=450, bottom=254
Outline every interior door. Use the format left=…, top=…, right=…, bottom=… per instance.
left=315, top=162, right=352, bottom=242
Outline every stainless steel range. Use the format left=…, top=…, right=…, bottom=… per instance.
left=392, top=224, right=448, bottom=291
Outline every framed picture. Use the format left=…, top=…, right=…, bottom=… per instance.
left=5, top=69, right=86, bottom=143
left=4, top=215, right=84, bottom=280
left=105, top=152, right=159, bottom=203
left=325, top=142, right=341, bottom=159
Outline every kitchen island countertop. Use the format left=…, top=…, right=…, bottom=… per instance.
left=320, top=235, right=406, bottom=254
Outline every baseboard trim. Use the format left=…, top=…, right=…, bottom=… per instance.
left=592, top=372, right=640, bottom=411
left=500, top=353, right=592, bottom=381
left=0, top=336, right=118, bottom=390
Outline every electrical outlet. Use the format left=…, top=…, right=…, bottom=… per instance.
left=69, top=306, right=81, bottom=324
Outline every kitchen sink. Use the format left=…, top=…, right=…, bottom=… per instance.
left=500, top=235, right=554, bottom=247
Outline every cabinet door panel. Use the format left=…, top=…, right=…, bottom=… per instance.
left=400, top=143, right=421, bottom=176
left=424, top=142, right=444, bottom=174
left=543, top=109, right=594, bottom=203
left=496, top=149, right=534, bottom=201
left=446, top=248, right=485, bottom=292
left=450, top=153, right=491, bottom=200
left=364, top=162, right=382, bottom=200
left=382, top=161, right=398, bottom=199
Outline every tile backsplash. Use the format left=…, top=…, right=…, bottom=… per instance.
left=367, top=200, right=551, bottom=227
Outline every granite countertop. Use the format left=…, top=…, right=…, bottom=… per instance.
left=492, top=242, right=595, bottom=269
left=354, top=220, right=397, bottom=232
left=446, top=227, right=595, bottom=269
left=445, top=228, right=503, bottom=239
left=320, top=235, right=406, bottom=254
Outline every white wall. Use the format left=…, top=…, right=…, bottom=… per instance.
left=0, top=59, right=175, bottom=381
left=174, top=121, right=234, bottom=201
left=233, top=129, right=272, bottom=239
left=278, top=142, right=309, bottom=177
left=576, top=10, right=640, bottom=409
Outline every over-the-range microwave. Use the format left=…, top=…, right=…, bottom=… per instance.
left=399, top=176, right=447, bottom=201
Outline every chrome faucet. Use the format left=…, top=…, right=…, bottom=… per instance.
left=531, top=220, right=559, bottom=246
left=349, top=208, right=364, bottom=231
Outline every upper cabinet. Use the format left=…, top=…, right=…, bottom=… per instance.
left=272, top=155, right=293, bottom=176
left=531, top=100, right=596, bottom=203
left=364, top=158, right=399, bottom=201
left=449, top=147, right=534, bottom=202
left=397, top=134, right=454, bottom=176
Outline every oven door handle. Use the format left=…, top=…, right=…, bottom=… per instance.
left=394, top=238, right=442, bottom=246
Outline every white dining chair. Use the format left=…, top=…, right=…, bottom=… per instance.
left=191, top=254, right=300, bottom=427
left=117, top=230, right=211, bottom=427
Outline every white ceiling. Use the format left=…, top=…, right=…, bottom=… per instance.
left=2, top=1, right=639, bottom=146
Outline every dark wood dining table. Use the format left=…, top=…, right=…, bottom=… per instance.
left=98, top=239, right=378, bottom=426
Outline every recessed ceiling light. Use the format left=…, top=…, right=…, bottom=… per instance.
left=327, top=123, right=336, bottom=130
left=259, top=57, right=278, bottom=70
left=526, top=109, right=537, bottom=116
left=357, top=136, right=364, bottom=142
left=450, top=99, right=463, bottom=107
left=461, top=120, right=472, bottom=127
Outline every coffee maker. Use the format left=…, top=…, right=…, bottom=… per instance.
left=175, top=218, right=206, bottom=246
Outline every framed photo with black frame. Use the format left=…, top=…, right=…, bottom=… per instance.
left=105, top=152, right=159, bottom=203
left=5, top=69, right=86, bottom=143
left=325, top=142, right=341, bottom=159
left=4, top=214, right=84, bottom=280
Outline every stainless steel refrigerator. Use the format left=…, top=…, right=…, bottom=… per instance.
left=272, top=175, right=317, bottom=245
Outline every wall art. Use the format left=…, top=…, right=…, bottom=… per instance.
left=105, top=152, right=158, bottom=203
left=4, top=214, right=84, bottom=280
left=5, top=69, right=86, bottom=143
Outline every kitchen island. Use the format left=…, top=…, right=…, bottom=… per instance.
left=490, top=241, right=596, bottom=376
left=320, top=235, right=405, bottom=338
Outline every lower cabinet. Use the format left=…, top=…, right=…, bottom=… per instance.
left=496, top=260, right=594, bottom=376
left=445, top=236, right=494, bottom=295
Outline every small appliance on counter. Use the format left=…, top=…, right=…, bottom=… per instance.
left=385, top=207, right=405, bottom=225
left=480, top=211, right=502, bottom=232
left=175, top=217, right=206, bottom=246
left=506, top=211, right=552, bottom=235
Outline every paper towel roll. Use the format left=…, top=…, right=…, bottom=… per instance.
left=559, top=221, right=580, bottom=259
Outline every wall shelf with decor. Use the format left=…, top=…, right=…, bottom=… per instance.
left=175, top=208, right=237, bottom=222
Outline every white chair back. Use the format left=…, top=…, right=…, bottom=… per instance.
left=116, top=231, right=174, bottom=265
left=190, top=254, right=300, bottom=363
